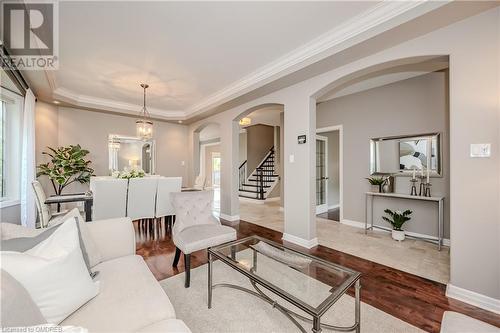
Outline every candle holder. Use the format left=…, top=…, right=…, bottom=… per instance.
left=424, top=183, right=432, bottom=197
left=418, top=175, right=426, bottom=196
left=410, top=178, right=418, bottom=196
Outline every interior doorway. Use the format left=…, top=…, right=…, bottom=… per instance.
left=211, top=152, right=221, bottom=188
left=316, top=126, right=342, bottom=222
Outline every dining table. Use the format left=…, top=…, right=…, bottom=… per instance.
left=45, top=192, right=94, bottom=222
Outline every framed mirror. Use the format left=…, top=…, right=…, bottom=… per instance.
left=370, top=133, right=441, bottom=176
left=108, top=134, right=156, bottom=174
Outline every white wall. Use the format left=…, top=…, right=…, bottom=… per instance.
left=187, top=8, right=500, bottom=302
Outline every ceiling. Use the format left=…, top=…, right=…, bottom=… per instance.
left=20, top=1, right=497, bottom=122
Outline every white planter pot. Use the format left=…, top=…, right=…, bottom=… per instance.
left=391, top=230, right=405, bottom=241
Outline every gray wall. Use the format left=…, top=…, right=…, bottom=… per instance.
left=246, top=124, right=274, bottom=175
left=238, top=132, right=247, bottom=165
left=317, top=71, right=450, bottom=238
left=38, top=106, right=190, bottom=195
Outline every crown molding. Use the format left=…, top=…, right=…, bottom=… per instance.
left=45, top=0, right=449, bottom=121
left=185, top=0, right=449, bottom=117
left=53, top=87, right=186, bottom=119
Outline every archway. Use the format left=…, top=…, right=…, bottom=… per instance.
left=232, top=103, right=284, bottom=225
left=309, top=55, right=450, bottom=282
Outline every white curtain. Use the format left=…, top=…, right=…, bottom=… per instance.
left=20, top=89, right=36, bottom=228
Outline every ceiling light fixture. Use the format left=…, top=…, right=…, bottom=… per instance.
left=136, top=83, right=153, bottom=140
left=239, top=117, right=251, bottom=126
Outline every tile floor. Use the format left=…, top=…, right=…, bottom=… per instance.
left=238, top=198, right=450, bottom=284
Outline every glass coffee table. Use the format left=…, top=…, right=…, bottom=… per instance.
left=208, top=236, right=361, bottom=333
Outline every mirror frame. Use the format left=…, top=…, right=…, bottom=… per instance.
left=370, top=133, right=442, bottom=177
left=108, top=134, right=156, bottom=174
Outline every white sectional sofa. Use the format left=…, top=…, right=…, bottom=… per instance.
left=0, top=217, right=190, bottom=333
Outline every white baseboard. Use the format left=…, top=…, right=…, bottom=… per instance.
left=340, top=219, right=450, bottom=247
left=238, top=197, right=265, bottom=204
left=219, top=213, right=240, bottom=222
left=282, top=233, right=319, bottom=249
left=446, top=284, right=500, bottom=314
left=328, top=204, right=340, bottom=210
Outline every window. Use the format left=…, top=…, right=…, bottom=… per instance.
left=0, top=87, right=23, bottom=207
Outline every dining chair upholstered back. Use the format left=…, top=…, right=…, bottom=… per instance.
left=31, top=181, right=51, bottom=228
left=127, top=177, right=159, bottom=220
left=155, top=177, right=182, bottom=218
left=90, top=178, right=128, bottom=220
left=170, top=190, right=217, bottom=236
left=193, top=175, right=206, bottom=191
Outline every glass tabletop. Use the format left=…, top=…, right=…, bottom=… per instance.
left=209, top=236, right=361, bottom=314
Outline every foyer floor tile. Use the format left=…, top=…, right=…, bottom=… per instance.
left=239, top=199, right=450, bottom=284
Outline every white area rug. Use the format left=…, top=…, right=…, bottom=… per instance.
left=160, top=257, right=424, bottom=333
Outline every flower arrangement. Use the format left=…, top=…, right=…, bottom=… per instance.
left=112, top=169, right=145, bottom=179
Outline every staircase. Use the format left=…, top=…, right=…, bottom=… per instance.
left=238, top=147, right=279, bottom=200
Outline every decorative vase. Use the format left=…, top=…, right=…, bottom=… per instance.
left=371, top=185, right=381, bottom=193
left=391, top=230, right=405, bottom=241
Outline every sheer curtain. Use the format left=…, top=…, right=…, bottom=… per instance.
left=20, top=89, right=36, bottom=228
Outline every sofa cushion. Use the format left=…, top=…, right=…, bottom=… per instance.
left=61, top=255, right=176, bottom=332
left=174, top=224, right=236, bottom=254
left=0, top=269, right=47, bottom=327
left=137, top=319, right=191, bottom=333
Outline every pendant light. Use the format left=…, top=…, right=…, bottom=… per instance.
left=136, top=83, right=153, bottom=139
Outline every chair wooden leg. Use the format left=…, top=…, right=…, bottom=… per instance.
left=172, top=247, right=181, bottom=267
left=184, top=253, right=191, bottom=288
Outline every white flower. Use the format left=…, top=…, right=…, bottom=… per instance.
left=111, top=171, right=120, bottom=178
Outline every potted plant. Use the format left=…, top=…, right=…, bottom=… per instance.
left=382, top=209, right=413, bottom=241
left=365, top=176, right=387, bottom=193
left=37, top=144, right=94, bottom=196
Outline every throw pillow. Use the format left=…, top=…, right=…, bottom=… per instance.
left=1, top=219, right=100, bottom=324
left=0, top=269, right=47, bottom=327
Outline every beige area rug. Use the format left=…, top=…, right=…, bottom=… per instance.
left=160, top=256, right=424, bottom=333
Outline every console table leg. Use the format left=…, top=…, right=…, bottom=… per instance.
left=208, top=252, right=213, bottom=309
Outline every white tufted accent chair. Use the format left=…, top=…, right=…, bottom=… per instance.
left=170, top=190, right=236, bottom=288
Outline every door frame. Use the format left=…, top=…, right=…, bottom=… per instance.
left=315, top=135, right=329, bottom=214
left=316, top=125, right=343, bottom=221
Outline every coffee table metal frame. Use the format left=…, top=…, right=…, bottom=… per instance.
left=207, top=236, right=361, bottom=333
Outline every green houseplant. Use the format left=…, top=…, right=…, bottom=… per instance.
left=382, top=209, right=413, bottom=241
left=365, top=176, right=387, bottom=193
left=37, top=145, right=94, bottom=196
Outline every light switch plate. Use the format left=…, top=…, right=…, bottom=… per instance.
left=289, top=154, right=295, bottom=163
left=470, top=143, right=491, bottom=158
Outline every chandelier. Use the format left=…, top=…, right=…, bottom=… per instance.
left=136, top=83, right=153, bottom=139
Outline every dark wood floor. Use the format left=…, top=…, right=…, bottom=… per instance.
left=134, top=218, right=500, bottom=333
left=317, top=207, right=340, bottom=221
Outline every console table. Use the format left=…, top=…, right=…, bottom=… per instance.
left=365, top=192, right=444, bottom=250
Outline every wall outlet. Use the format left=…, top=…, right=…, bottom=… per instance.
left=470, top=143, right=491, bottom=158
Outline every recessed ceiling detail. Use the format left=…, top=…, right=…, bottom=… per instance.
left=23, top=1, right=451, bottom=122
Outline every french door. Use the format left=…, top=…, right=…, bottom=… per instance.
left=316, top=136, right=328, bottom=214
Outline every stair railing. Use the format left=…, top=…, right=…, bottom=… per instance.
left=238, top=160, right=247, bottom=191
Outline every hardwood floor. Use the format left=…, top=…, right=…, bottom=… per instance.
left=134, top=218, right=500, bottom=333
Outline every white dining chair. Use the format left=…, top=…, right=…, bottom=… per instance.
left=32, top=181, right=67, bottom=228
left=90, top=178, right=128, bottom=220
left=126, top=177, right=159, bottom=221
left=193, top=174, right=206, bottom=190
left=155, top=177, right=182, bottom=227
